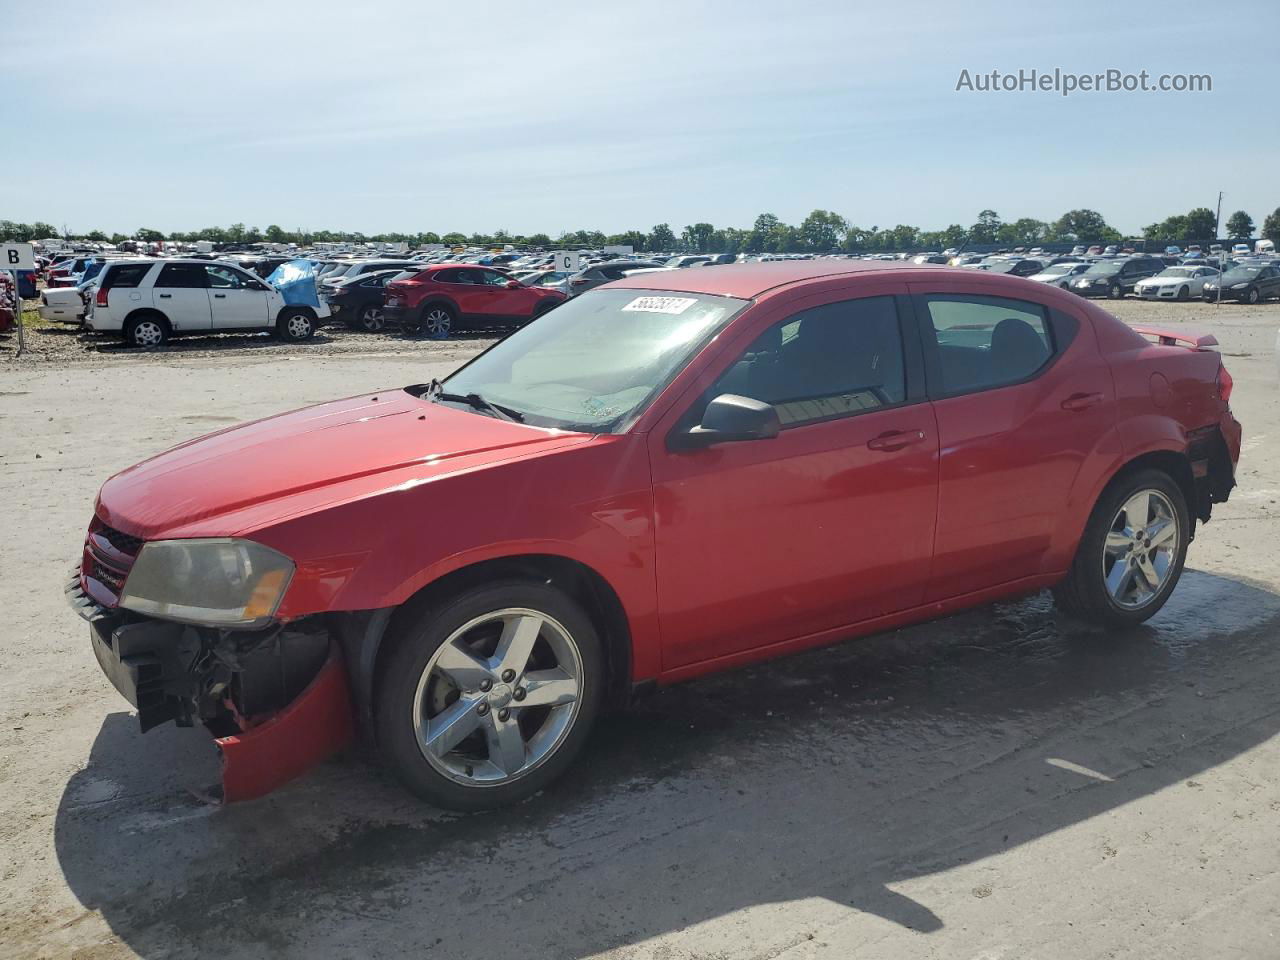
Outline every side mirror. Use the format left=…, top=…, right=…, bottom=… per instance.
left=506, top=280, right=521, bottom=289
left=247, top=280, right=268, bottom=291
left=670, top=394, right=781, bottom=451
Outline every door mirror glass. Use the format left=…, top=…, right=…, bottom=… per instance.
left=672, top=394, right=780, bottom=450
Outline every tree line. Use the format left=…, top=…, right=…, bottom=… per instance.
left=4, top=206, right=1279, bottom=253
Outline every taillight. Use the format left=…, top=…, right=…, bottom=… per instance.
left=1217, top=363, right=1233, bottom=405
left=95, top=287, right=109, bottom=308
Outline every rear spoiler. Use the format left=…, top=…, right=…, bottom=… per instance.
left=1129, top=325, right=1219, bottom=350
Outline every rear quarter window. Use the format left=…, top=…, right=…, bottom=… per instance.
left=102, top=264, right=151, bottom=289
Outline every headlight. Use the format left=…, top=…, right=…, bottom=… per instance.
left=1230, top=283, right=1248, bottom=290
left=119, top=539, right=294, bottom=628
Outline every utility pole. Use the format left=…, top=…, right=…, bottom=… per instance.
left=1215, top=191, right=1223, bottom=242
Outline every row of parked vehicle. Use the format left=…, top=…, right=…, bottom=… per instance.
left=26, top=238, right=1280, bottom=349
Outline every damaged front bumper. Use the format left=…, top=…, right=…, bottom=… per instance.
left=66, top=566, right=354, bottom=801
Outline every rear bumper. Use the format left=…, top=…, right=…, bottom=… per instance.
left=68, top=566, right=354, bottom=800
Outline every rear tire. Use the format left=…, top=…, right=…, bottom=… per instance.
left=418, top=304, right=455, bottom=339
left=1052, top=468, right=1189, bottom=627
left=376, top=580, right=604, bottom=810
left=357, top=304, right=385, bottom=332
left=124, top=312, right=169, bottom=348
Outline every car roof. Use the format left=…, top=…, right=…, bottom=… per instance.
left=607, top=258, right=930, bottom=298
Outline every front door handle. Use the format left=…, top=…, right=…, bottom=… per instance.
left=1061, top=392, right=1104, bottom=411
left=157, top=293, right=171, bottom=298
left=867, top=429, right=927, bottom=452
left=213, top=293, right=226, bottom=298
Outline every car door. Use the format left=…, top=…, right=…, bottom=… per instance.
left=445, top=267, right=490, bottom=318
left=474, top=268, right=529, bottom=317
left=909, top=280, right=1114, bottom=601
left=151, top=262, right=212, bottom=331
left=1260, top=266, right=1280, bottom=298
left=205, top=264, right=270, bottom=328
left=648, top=287, right=939, bottom=670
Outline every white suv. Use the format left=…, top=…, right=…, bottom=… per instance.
left=86, top=259, right=330, bottom=348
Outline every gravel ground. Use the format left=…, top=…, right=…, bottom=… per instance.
left=1, top=300, right=498, bottom=368
left=1, top=294, right=1279, bottom=960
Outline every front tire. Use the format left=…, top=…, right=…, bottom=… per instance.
left=1108, top=284, right=1123, bottom=299
left=1246, top=287, right=1260, bottom=305
left=376, top=580, right=604, bottom=810
left=1053, top=468, right=1189, bottom=627
left=1176, top=285, right=1189, bottom=301
left=277, top=308, right=316, bottom=341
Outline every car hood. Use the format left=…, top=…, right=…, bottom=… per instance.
left=96, top=390, right=592, bottom=540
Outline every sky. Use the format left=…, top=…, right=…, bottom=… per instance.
left=2, top=0, right=1277, bottom=238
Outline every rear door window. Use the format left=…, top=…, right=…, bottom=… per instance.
left=155, top=263, right=209, bottom=289
left=917, top=294, right=1054, bottom=395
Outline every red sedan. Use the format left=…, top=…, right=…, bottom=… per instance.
left=68, top=261, right=1240, bottom=809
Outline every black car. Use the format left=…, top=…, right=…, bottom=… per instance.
left=982, top=257, right=1046, bottom=277
left=1069, top=256, right=1165, bottom=298
left=322, top=269, right=408, bottom=331
left=1202, top=265, right=1280, bottom=304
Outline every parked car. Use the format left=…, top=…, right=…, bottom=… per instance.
left=1202, top=264, right=1280, bottom=304
left=1027, top=262, right=1092, bottom=289
left=566, top=261, right=665, bottom=296
left=382, top=264, right=566, bottom=336
left=320, top=259, right=420, bottom=290
left=1134, top=266, right=1219, bottom=301
left=665, top=255, right=713, bottom=268
left=85, top=259, right=330, bottom=347
left=322, top=269, right=406, bottom=332
left=1070, top=256, right=1165, bottom=298
left=38, top=280, right=96, bottom=323
left=982, top=258, right=1047, bottom=278
left=67, top=261, right=1241, bottom=808
left=1231, top=243, right=1252, bottom=257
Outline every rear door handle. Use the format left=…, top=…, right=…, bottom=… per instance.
left=1061, top=392, right=1104, bottom=411
left=213, top=293, right=226, bottom=298
left=867, top=429, right=927, bottom=452
left=158, top=293, right=171, bottom=298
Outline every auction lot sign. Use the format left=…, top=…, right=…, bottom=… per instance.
left=2, top=242, right=35, bottom=271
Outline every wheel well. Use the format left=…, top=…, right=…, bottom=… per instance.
left=419, top=298, right=458, bottom=317
left=124, top=308, right=169, bottom=329
left=376, top=555, right=633, bottom=712
left=1107, top=450, right=1198, bottom=526
left=277, top=304, right=316, bottom=322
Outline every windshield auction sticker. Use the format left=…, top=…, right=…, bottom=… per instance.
left=621, top=296, right=698, bottom=314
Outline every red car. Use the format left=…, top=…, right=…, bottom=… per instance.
left=382, top=263, right=565, bottom=336
left=68, top=261, right=1240, bottom=810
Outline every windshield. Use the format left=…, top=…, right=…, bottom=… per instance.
left=441, top=288, right=749, bottom=432
left=1084, top=262, right=1122, bottom=276
left=1039, top=264, right=1074, bottom=276
left=1156, top=268, right=1194, bottom=278
left=1222, top=268, right=1261, bottom=282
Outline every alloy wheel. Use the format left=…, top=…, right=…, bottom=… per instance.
left=360, top=306, right=384, bottom=332
left=1101, top=489, right=1179, bottom=609
left=412, top=608, right=583, bottom=786
left=423, top=308, right=452, bottom=338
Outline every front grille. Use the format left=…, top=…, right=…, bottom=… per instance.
left=92, top=562, right=126, bottom=591
left=83, top=519, right=145, bottom=607
left=99, top=524, right=143, bottom=556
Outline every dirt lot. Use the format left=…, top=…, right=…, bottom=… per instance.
left=1, top=297, right=1278, bottom=960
